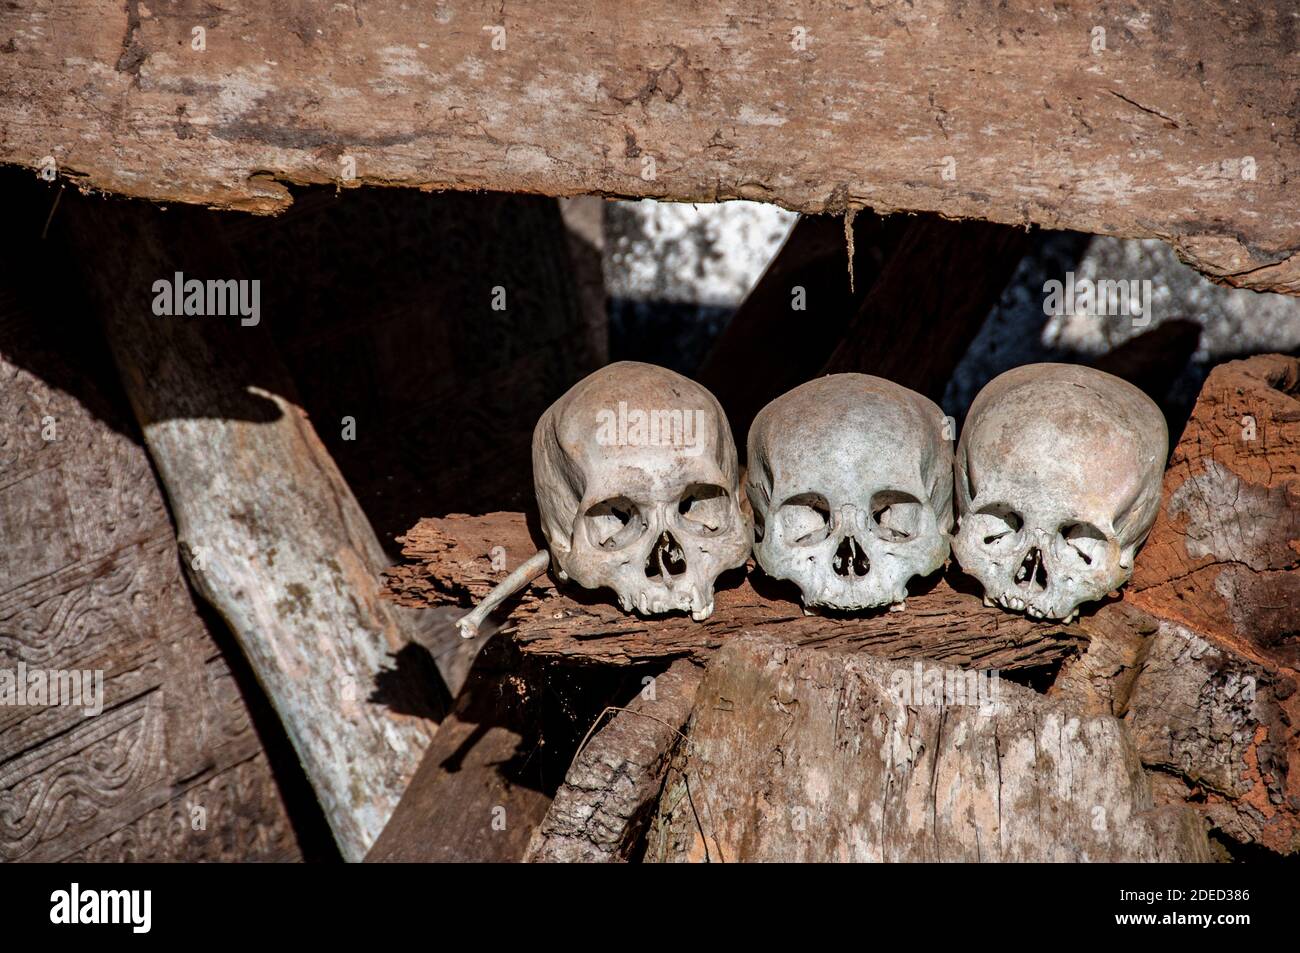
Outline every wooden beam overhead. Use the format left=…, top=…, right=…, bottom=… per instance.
left=1, top=2, right=1297, bottom=292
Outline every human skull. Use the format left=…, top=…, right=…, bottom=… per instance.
left=532, top=361, right=750, bottom=620
left=952, top=363, right=1168, bottom=621
left=746, top=374, right=953, bottom=611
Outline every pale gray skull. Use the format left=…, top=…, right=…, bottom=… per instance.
left=532, top=361, right=750, bottom=620
left=952, top=363, right=1168, bottom=621
left=747, top=374, right=953, bottom=611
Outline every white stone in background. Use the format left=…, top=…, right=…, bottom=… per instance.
left=1044, top=238, right=1300, bottom=360
left=604, top=199, right=797, bottom=306
left=947, top=234, right=1300, bottom=420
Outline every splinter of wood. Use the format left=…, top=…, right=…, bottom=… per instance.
left=457, top=549, right=551, bottom=639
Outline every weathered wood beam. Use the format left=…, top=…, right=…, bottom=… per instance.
left=53, top=193, right=438, bottom=862
left=648, top=633, right=1211, bottom=862
left=4, top=2, right=1297, bottom=293
left=0, top=218, right=306, bottom=861
left=384, top=512, right=1087, bottom=671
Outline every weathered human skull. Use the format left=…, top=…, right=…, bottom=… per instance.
left=747, top=374, right=953, bottom=611
left=532, top=361, right=750, bottom=620
left=952, top=363, right=1168, bottom=621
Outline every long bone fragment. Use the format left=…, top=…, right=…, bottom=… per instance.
left=456, top=550, right=551, bottom=639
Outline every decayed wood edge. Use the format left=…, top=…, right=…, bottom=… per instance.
left=524, top=659, right=702, bottom=862
left=1051, top=354, right=1300, bottom=855
left=647, top=633, right=1211, bottom=862
left=3, top=1, right=1298, bottom=293
left=383, top=512, right=1088, bottom=672
left=1054, top=603, right=1299, bottom=855
left=1128, top=354, right=1300, bottom=671
left=55, top=194, right=437, bottom=863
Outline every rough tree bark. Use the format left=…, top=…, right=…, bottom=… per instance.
left=648, top=634, right=1211, bottom=862
left=524, top=659, right=701, bottom=862
left=54, top=194, right=438, bottom=862
left=1051, top=355, right=1300, bottom=855
left=2, top=2, right=1297, bottom=293
left=384, top=512, right=1086, bottom=671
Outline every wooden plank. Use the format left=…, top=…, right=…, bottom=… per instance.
left=365, top=640, right=554, bottom=863
left=50, top=193, right=438, bottom=862
left=648, top=633, right=1211, bottom=862
left=384, top=512, right=1087, bottom=671
left=3, top=2, right=1297, bottom=292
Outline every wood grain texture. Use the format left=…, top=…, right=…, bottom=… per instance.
left=3, top=2, right=1297, bottom=293
left=384, top=512, right=1087, bottom=671
left=648, top=633, right=1211, bottom=862
left=0, top=281, right=301, bottom=863
left=52, top=195, right=438, bottom=862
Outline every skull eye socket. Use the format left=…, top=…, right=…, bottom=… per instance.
left=584, top=497, right=646, bottom=550
left=1059, top=522, right=1108, bottom=567
left=677, top=483, right=733, bottom=537
left=968, top=505, right=1023, bottom=549
left=778, top=493, right=832, bottom=546
left=871, top=491, right=924, bottom=542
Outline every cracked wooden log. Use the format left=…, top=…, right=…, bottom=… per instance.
left=1050, top=355, right=1300, bottom=855
left=52, top=193, right=438, bottom=862
left=524, top=659, right=702, bottom=862
left=384, top=511, right=1086, bottom=670
left=647, top=633, right=1212, bottom=862
left=2, top=2, right=1298, bottom=293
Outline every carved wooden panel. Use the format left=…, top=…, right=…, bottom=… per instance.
left=0, top=276, right=302, bottom=862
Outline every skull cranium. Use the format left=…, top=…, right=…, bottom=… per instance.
left=532, top=361, right=750, bottom=620
left=951, top=363, right=1168, bottom=621
left=746, top=374, right=954, bottom=611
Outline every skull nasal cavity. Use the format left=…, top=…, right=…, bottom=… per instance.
left=832, top=536, right=870, bottom=577
left=1016, top=547, right=1048, bottom=591
left=645, top=531, right=687, bottom=579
